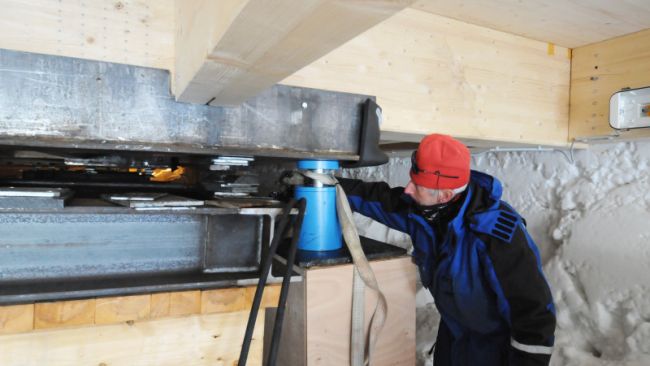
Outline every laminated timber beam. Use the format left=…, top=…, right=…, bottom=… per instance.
left=174, top=0, right=415, bottom=106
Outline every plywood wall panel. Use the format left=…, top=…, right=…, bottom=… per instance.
left=283, top=8, right=571, bottom=147
left=0, top=0, right=174, bottom=70
left=569, top=28, right=650, bottom=140
left=413, top=0, right=650, bottom=48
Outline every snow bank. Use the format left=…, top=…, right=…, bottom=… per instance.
left=343, top=142, right=650, bottom=366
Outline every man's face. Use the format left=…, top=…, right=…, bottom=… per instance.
left=404, top=180, right=456, bottom=207
left=404, top=180, right=440, bottom=206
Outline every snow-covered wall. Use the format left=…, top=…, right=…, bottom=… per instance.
left=343, top=142, right=650, bottom=366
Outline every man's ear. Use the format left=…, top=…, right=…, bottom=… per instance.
left=440, top=189, right=455, bottom=203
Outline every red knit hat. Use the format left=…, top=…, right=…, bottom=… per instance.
left=410, top=134, right=470, bottom=190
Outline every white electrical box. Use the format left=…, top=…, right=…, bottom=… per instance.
left=610, top=86, right=650, bottom=129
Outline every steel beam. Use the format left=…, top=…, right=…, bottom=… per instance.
left=0, top=205, right=282, bottom=304
left=0, top=48, right=370, bottom=160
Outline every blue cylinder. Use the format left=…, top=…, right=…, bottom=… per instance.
left=295, top=185, right=343, bottom=251
left=297, top=160, right=340, bottom=170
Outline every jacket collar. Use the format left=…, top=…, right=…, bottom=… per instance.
left=450, top=170, right=502, bottom=231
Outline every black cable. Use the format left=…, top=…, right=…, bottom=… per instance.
left=238, top=199, right=294, bottom=366
left=238, top=198, right=305, bottom=366
left=267, top=198, right=306, bottom=366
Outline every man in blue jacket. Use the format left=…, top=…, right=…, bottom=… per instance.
left=338, top=134, right=556, bottom=366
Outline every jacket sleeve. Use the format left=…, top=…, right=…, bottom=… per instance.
left=337, top=177, right=411, bottom=234
left=482, top=223, right=556, bottom=366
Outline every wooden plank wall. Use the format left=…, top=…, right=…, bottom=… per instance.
left=569, top=28, right=650, bottom=140
left=0, top=286, right=280, bottom=365
left=282, top=8, right=571, bottom=147
left=0, top=0, right=174, bottom=71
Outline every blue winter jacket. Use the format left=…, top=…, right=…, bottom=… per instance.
left=339, top=171, right=556, bottom=366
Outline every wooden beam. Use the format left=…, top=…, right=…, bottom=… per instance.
left=34, top=299, right=96, bottom=330
left=569, top=28, right=650, bottom=140
left=0, top=285, right=281, bottom=334
left=95, top=295, right=151, bottom=325
left=174, top=0, right=415, bottom=105
left=0, top=286, right=281, bottom=364
left=0, top=304, right=34, bottom=335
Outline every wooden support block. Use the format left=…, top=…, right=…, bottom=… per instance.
left=169, top=290, right=201, bottom=317
left=261, top=285, right=282, bottom=308
left=201, top=287, right=249, bottom=314
left=150, top=292, right=172, bottom=319
left=34, top=299, right=95, bottom=329
left=245, top=284, right=281, bottom=309
left=306, top=257, right=416, bottom=365
left=95, top=295, right=151, bottom=325
left=0, top=304, right=34, bottom=335
left=266, top=257, right=416, bottom=365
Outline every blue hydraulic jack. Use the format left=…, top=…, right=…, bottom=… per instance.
left=294, top=160, right=343, bottom=251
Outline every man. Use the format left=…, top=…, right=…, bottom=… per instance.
left=338, top=134, right=556, bottom=366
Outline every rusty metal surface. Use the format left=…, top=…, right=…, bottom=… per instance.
left=0, top=48, right=369, bottom=159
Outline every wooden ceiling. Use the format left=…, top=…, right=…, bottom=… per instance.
left=413, top=0, right=650, bottom=48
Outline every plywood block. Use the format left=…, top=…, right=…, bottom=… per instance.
left=283, top=8, right=571, bottom=147
left=0, top=304, right=34, bottom=334
left=174, top=0, right=414, bottom=105
left=0, top=311, right=265, bottom=366
left=569, top=28, right=650, bottom=140
left=95, top=294, right=150, bottom=325
left=0, top=0, right=174, bottom=71
left=169, top=290, right=201, bottom=317
left=150, top=292, right=172, bottom=319
left=34, top=299, right=95, bottom=329
left=305, top=257, right=416, bottom=365
left=201, top=287, right=249, bottom=314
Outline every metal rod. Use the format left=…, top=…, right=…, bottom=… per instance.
left=238, top=199, right=295, bottom=366
left=267, top=198, right=306, bottom=366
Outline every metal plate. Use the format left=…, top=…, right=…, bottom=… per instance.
left=204, top=215, right=265, bottom=273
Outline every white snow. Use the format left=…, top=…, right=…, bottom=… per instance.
left=343, top=142, right=650, bottom=366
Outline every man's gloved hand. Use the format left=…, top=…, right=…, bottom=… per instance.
left=279, top=170, right=305, bottom=186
